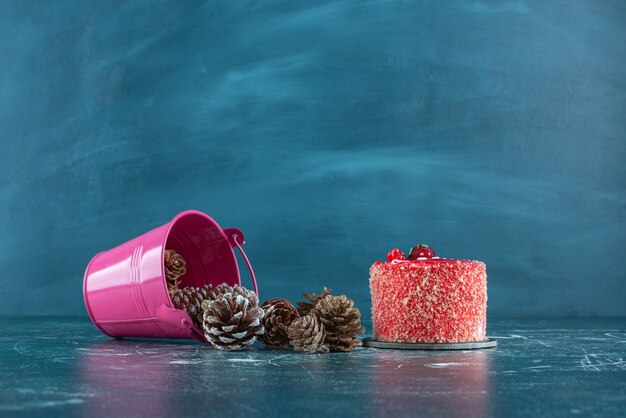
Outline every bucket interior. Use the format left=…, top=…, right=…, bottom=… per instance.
left=165, top=212, right=240, bottom=292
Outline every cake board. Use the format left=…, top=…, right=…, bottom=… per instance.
left=362, top=337, right=497, bottom=350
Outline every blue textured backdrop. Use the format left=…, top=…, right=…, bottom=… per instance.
left=1, top=1, right=625, bottom=317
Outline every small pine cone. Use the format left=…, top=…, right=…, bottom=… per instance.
left=297, top=287, right=332, bottom=316
left=164, top=250, right=186, bottom=295
left=259, top=298, right=300, bottom=348
left=167, top=279, right=181, bottom=296
left=287, top=314, right=329, bottom=354
left=312, top=295, right=365, bottom=352
left=203, top=293, right=265, bottom=351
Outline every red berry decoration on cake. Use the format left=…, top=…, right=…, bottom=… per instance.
left=370, top=245, right=487, bottom=343
left=408, top=244, right=435, bottom=259
left=386, top=248, right=406, bottom=262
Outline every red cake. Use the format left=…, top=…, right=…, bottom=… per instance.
left=370, top=245, right=487, bottom=343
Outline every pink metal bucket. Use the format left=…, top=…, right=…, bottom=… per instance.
left=83, top=210, right=257, bottom=342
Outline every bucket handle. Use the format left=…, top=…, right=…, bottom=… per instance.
left=156, top=303, right=208, bottom=343
left=224, top=228, right=258, bottom=297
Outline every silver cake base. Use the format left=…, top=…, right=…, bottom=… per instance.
left=362, top=337, right=497, bottom=350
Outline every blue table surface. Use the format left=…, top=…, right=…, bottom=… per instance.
left=0, top=317, right=624, bottom=417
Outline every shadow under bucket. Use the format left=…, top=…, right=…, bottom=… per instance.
left=83, top=210, right=257, bottom=342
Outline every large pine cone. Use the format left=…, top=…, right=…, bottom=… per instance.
left=259, top=298, right=300, bottom=349
left=287, top=314, right=329, bottom=354
left=164, top=250, right=186, bottom=295
left=312, top=295, right=365, bottom=352
left=202, top=292, right=265, bottom=351
left=297, top=287, right=332, bottom=316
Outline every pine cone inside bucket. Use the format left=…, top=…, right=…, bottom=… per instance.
left=171, top=287, right=205, bottom=327
left=297, top=287, right=332, bottom=316
left=164, top=250, right=186, bottom=295
left=287, top=314, right=329, bottom=354
left=259, top=298, right=300, bottom=349
left=196, top=283, right=228, bottom=306
left=202, top=292, right=265, bottom=351
left=171, top=283, right=258, bottom=327
left=312, top=295, right=365, bottom=352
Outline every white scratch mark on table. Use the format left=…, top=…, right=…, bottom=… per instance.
left=534, top=340, right=554, bottom=348
left=300, top=364, right=314, bottom=379
left=268, top=354, right=288, bottom=367
left=169, top=359, right=203, bottom=365
left=580, top=354, right=601, bottom=371
left=0, top=398, right=84, bottom=411
left=228, top=357, right=265, bottom=363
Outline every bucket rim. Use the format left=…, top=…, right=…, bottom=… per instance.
left=83, top=251, right=115, bottom=337
left=161, top=210, right=240, bottom=309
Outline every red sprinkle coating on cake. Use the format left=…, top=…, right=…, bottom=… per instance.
left=370, top=257, right=487, bottom=343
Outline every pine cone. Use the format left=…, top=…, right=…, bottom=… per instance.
left=197, top=283, right=227, bottom=304
left=171, top=283, right=258, bottom=327
left=225, top=284, right=258, bottom=305
left=312, top=295, right=365, bottom=352
left=171, top=287, right=204, bottom=327
left=297, top=287, right=332, bottom=316
left=164, top=250, right=186, bottom=295
left=287, top=314, right=329, bottom=354
left=200, top=284, right=258, bottom=311
left=202, top=292, right=265, bottom=351
left=259, top=298, right=300, bottom=349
